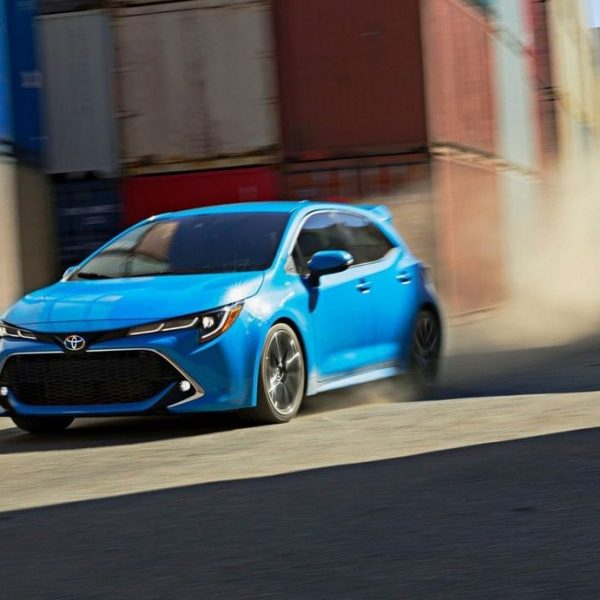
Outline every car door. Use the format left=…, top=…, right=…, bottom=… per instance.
left=333, top=213, right=419, bottom=368
left=294, top=211, right=376, bottom=381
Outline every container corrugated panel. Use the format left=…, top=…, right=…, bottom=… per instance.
left=548, top=0, right=599, bottom=125
left=493, top=0, right=538, bottom=171
left=433, top=156, right=504, bottom=314
left=421, top=0, right=496, bottom=156
left=273, top=0, right=428, bottom=161
left=53, top=178, right=122, bottom=268
left=39, top=11, right=119, bottom=176
left=123, top=166, right=281, bottom=225
left=528, top=0, right=558, bottom=165
left=0, top=1, right=11, bottom=148
left=283, top=158, right=437, bottom=271
left=5, top=0, right=43, bottom=161
left=116, top=0, right=278, bottom=173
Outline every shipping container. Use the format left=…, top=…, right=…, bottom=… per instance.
left=0, top=156, right=57, bottom=310
left=527, top=0, right=559, bottom=165
left=432, top=155, right=504, bottom=313
left=548, top=0, right=599, bottom=126
left=16, top=164, right=59, bottom=290
left=52, top=178, right=122, bottom=269
left=273, top=0, right=428, bottom=161
left=0, top=1, right=11, bottom=149
left=39, top=11, right=119, bottom=176
left=421, top=0, right=496, bottom=156
left=123, top=165, right=281, bottom=225
left=283, top=156, right=437, bottom=274
left=0, top=156, right=22, bottom=310
left=115, top=0, right=278, bottom=175
left=5, top=0, right=43, bottom=161
left=492, top=0, right=538, bottom=171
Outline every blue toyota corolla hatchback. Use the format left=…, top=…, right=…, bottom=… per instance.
left=0, top=202, right=442, bottom=433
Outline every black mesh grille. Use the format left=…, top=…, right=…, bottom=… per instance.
left=0, top=351, right=182, bottom=406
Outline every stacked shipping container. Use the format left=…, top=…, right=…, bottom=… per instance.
left=0, top=0, right=55, bottom=310
left=33, top=0, right=573, bottom=314
left=38, top=8, right=122, bottom=269
left=275, top=0, right=504, bottom=313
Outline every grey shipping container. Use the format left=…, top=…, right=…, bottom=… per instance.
left=38, top=11, right=119, bottom=176
left=115, top=0, right=279, bottom=174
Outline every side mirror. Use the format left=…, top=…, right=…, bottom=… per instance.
left=62, top=266, right=77, bottom=280
left=307, top=250, right=354, bottom=286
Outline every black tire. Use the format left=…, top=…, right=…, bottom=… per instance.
left=244, top=323, right=306, bottom=424
left=405, top=309, right=442, bottom=400
left=11, top=415, right=74, bottom=434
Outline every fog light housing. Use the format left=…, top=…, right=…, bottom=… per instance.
left=179, top=380, right=192, bottom=393
left=0, top=386, right=8, bottom=397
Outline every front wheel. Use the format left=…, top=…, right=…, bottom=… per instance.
left=11, top=415, right=74, bottom=434
left=245, top=323, right=306, bottom=424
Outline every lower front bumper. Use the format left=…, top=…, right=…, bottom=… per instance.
left=0, top=318, right=259, bottom=417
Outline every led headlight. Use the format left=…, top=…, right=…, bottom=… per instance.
left=0, top=322, right=37, bottom=340
left=128, top=303, right=243, bottom=342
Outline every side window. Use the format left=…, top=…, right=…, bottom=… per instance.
left=295, top=212, right=349, bottom=273
left=335, top=213, right=395, bottom=265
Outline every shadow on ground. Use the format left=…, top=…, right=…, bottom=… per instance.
left=1, top=428, right=600, bottom=599
left=0, top=331, right=598, bottom=453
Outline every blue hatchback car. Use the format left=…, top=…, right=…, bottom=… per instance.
left=0, top=202, right=442, bottom=433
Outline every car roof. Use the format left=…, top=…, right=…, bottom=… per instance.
left=151, top=200, right=372, bottom=220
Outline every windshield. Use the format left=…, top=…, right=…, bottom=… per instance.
left=74, top=212, right=290, bottom=279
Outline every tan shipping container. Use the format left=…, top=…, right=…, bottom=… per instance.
left=115, top=0, right=279, bottom=174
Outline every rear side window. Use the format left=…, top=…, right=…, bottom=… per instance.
left=294, top=211, right=394, bottom=273
left=335, top=213, right=395, bottom=265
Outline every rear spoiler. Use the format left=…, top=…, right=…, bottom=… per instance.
left=358, top=205, right=393, bottom=223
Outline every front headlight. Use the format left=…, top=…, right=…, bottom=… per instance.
left=128, top=303, right=243, bottom=342
left=0, top=322, right=37, bottom=340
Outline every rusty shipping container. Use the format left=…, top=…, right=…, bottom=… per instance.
left=115, top=0, right=279, bottom=174
left=432, top=155, right=504, bottom=313
left=421, top=0, right=496, bottom=156
left=527, top=0, right=559, bottom=165
left=274, top=0, right=495, bottom=162
left=273, top=0, right=429, bottom=161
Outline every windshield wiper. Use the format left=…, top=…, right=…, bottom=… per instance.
left=76, top=272, right=113, bottom=280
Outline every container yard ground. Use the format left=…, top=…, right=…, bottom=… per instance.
left=1, top=309, right=599, bottom=597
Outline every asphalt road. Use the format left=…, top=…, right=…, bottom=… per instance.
left=0, top=327, right=599, bottom=598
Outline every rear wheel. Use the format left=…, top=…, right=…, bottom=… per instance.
left=405, top=309, right=441, bottom=400
left=246, top=323, right=305, bottom=424
left=11, top=415, right=74, bottom=434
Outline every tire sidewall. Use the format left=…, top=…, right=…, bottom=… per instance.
left=258, top=323, right=305, bottom=423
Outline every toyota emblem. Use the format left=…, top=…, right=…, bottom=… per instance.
left=63, top=334, right=86, bottom=352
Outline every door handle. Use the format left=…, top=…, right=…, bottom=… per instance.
left=396, top=271, right=412, bottom=284
left=356, top=281, right=371, bottom=294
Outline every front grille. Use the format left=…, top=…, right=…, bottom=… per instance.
left=0, top=351, right=183, bottom=406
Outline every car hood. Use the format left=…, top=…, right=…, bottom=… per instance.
left=3, top=272, right=265, bottom=333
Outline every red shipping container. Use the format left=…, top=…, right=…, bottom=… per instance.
left=273, top=0, right=428, bottom=161
left=274, top=0, right=496, bottom=162
left=421, top=0, right=496, bottom=156
left=433, top=156, right=505, bottom=314
left=122, top=166, right=281, bottom=225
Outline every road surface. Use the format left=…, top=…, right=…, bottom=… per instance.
left=0, top=324, right=598, bottom=598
